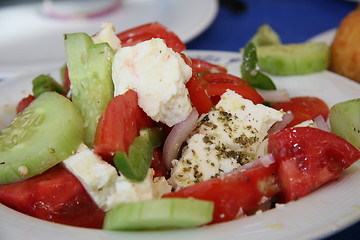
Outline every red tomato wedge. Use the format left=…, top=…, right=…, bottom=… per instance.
left=206, top=83, right=264, bottom=105
left=163, top=161, right=279, bottom=224
left=272, top=97, right=329, bottom=127
left=0, top=165, right=105, bottom=228
left=151, top=147, right=168, bottom=178
left=186, top=73, right=213, bottom=115
left=116, top=22, right=186, bottom=52
left=268, top=127, right=360, bottom=203
left=63, top=66, right=71, bottom=91
left=190, top=58, right=228, bottom=74
left=202, top=73, right=253, bottom=88
left=16, top=95, right=35, bottom=114
left=94, top=90, right=153, bottom=161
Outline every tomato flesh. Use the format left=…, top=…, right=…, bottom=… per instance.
left=268, top=127, right=360, bottom=202
left=16, top=95, right=35, bottom=114
left=63, top=66, right=71, bottom=91
left=202, top=73, right=253, bottom=89
left=190, top=58, right=227, bottom=74
left=272, top=97, right=329, bottom=127
left=0, top=165, right=104, bottom=228
left=94, top=90, right=153, bottom=161
left=116, top=22, right=186, bottom=52
left=163, top=162, right=279, bottom=224
left=186, top=73, right=213, bottom=115
left=206, top=83, right=264, bottom=105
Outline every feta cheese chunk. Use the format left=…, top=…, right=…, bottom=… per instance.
left=92, top=22, right=121, bottom=51
left=169, top=90, right=284, bottom=189
left=63, top=144, right=118, bottom=211
left=63, top=144, right=171, bottom=211
left=106, top=169, right=172, bottom=210
left=112, top=38, right=192, bottom=126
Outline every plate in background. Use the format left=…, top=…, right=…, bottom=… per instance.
left=0, top=0, right=218, bottom=72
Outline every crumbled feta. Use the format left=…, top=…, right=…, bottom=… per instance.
left=112, top=38, right=192, bottom=127
left=169, top=90, right=284, bottom=189
left=106, top=169, right=172, bottom=210
left=63, top=144, right=171, bottom=211
left=92, top=22, right=121, bottom=51
left=62, top=144, right=118, bottom=211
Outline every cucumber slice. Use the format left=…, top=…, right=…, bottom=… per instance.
left=330, top=98, right=360, bottom=150
left=65, top=33, right=114, bottom=148
left=0, top=92, right=84, bottom=184
left=250, top=24, right=281, bottom=47
left=103, top=198, right=214, bottom=230
left=257, top=42, right=330, bottom=75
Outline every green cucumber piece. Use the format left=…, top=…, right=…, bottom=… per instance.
left=257, top=42, right=330, bottom=75
left=64, top=33, right=114, bottom=148
left=0, top=92, right=84, bottom=184
left=32, top=74, right=67, bottom=98
left=250, top=24, right=281, bottom=47
left=103, top=198, right=214, bottom=230
left=330, top=98, right=360, bottom=150
left=114, top=127, right=164, bottom=182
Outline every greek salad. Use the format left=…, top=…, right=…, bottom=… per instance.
left=0, top=22, right=359, bottom=231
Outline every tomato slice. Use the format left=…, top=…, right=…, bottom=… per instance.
left=0, top=165, right=105, bottom=228
left=206, top=83, right=264, bottom=105
left=63, top=66, right=71, bottom=91
left=268, top=127, right=360, bottom=203
left=202, top=73, right=253, bottom=89
left=272, top=97, right=330, bottom=127
left=16, top=95, right=35, bottom=114
left=190, top=58, right=228, bottom=74
left=94, top=90, right=153, bottom=161
left=163, top=161, right=279, bottom=224
left=185, top=73, right=213, bottom=115
left=116, top=22, right=186, bottom=52
left=150, top=147, right=168, bottom=178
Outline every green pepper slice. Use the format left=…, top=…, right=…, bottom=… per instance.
left=114, top=127, right=164, bottom=182
left=241, top=43, right=276, bottom=90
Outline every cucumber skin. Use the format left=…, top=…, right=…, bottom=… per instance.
left=257, top=42, right=330, bottom=76
left=250, top=24, right=281, bottom=47
left=330, top=98, right=360, bottom=150
left=0, top=92, right=84, bottom=184
left=103, top=198, right=214, bottom=230
left=65, top=33, right=114, bottom=148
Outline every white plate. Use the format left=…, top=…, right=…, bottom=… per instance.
left=0, top=0, right=218, bottom=73
left=1, top=50, right=360, bottom=240
left=307, top=28, right=336, bottom=45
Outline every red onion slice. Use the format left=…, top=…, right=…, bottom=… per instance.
left=257, top=89, right=290, bottom=103
left=163, top=108, right=199, bottom=170
left=314, top=115, right=330, bottom=132
left=268, top=111, right=294, bottom=135
left=225, top=154, right=276, bottom=178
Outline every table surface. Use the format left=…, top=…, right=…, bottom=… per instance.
left=187, top=1, right=359, bottom=240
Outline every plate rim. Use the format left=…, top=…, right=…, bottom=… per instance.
left=0, top=49, right=360, bottom=240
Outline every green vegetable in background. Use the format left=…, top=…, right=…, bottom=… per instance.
left=250, top=24, right=281, bottom=47
left=114, top=127, right=164, bottom=182
left=330, top=98, right=360, bottom=150
left=241, top=42, right=276, bottom=90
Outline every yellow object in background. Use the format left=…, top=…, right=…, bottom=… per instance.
left=330, top=4, right=360, bottom=84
